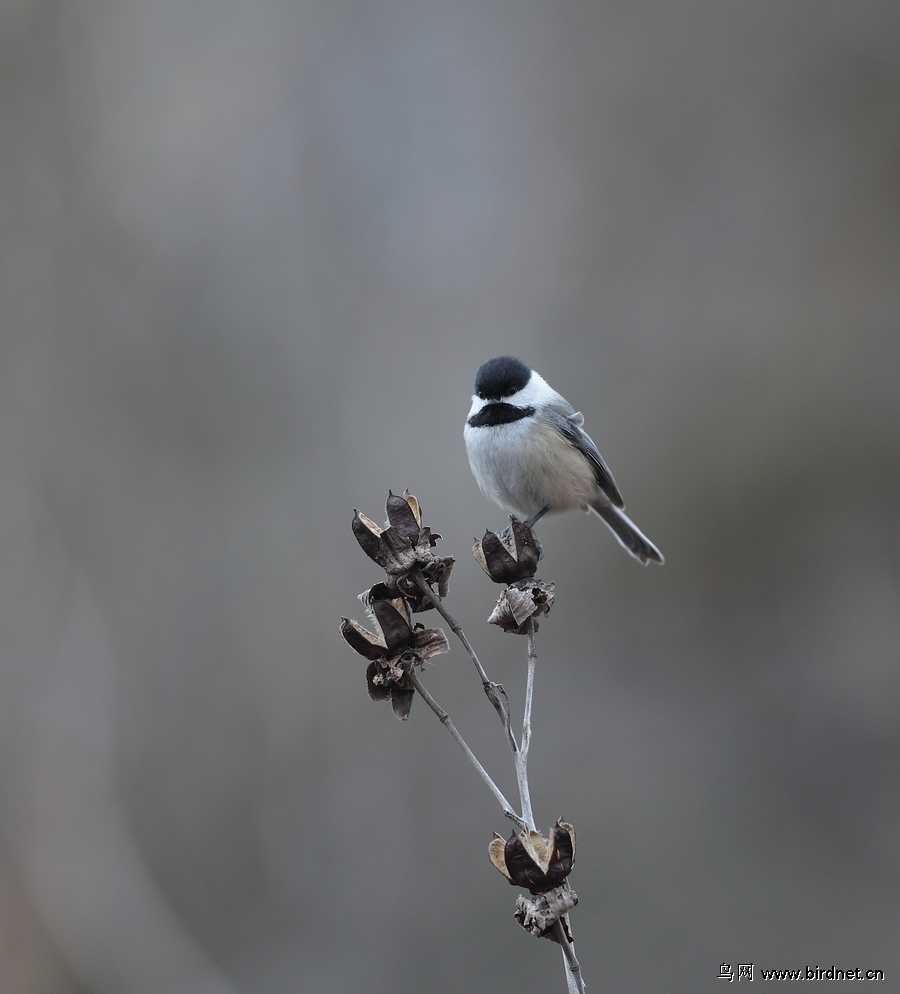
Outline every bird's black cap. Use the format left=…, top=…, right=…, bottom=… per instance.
left=474, top=356, right=532, bottom=400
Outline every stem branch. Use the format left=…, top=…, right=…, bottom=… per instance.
left=404, top=562, right=585, bottom=993
left=408, top=669, right=527, bottom=831
left=410, top=570, right=517, bottom=748
left=556, top=922, right=585, bottom=994
left=515, top=617, right=538, bottom=830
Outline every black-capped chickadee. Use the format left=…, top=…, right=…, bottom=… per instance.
left=464, top=355, right=664, bottom=565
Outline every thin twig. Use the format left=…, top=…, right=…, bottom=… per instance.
left=409, top=570, right=517, bottom=749
left=409, top=571, right=489, bottom=683
left=522, top=617, right=537, bottom=759
left=519, top=619, right=584, bottom=994
left=515, top=616, right=538, bottom=829
left=556, top=920, right=585, bottom=994
left=410, top=562, right=582, bottom=991
left=351, top=502, right=588, bottom=994
left=407, top=669, right=528, bottom=832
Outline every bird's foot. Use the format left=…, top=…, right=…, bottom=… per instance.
left=522, top=506, right=549, bottom=529
left=499, top=514, right=545, bottom=561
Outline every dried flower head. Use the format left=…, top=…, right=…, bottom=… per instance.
left=473, top=518, right=541, bottom=584
left=487, top=578, right=556, bottom=634
left=488, top=819, right=576, bottom=894
left=340, top=592, right=449, bottom=720
left=352, top=491, right=454, bottom=609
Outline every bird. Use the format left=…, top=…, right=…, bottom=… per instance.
left=464, top=355, right=664, bottom=565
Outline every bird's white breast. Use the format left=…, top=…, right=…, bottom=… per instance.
left=465, top=414, right=598, bottom=519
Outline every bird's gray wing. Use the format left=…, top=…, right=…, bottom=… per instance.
left=543, top=408, right=624, bottom=508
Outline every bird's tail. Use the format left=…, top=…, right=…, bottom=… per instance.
left=590, top=503, right=664, bottom=565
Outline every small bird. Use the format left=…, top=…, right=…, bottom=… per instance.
left=464, top=355, right=664, bottom=565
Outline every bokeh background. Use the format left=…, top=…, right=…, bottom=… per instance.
left=2, top=1, right=899, bottom=991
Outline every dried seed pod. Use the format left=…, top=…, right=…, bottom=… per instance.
left=514, top=886, right=578, bottom=942
left=352, top=491, right=454, bottom=610
left=473, top=517, right=541, bottom=583
left=340, top=592, right=449, bottom=720
left=489, top=819, right=576, bottom=893
left=487, top=579, right=556, bottom=634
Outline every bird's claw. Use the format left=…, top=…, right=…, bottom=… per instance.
left=499, top=517, right=545, bottom=561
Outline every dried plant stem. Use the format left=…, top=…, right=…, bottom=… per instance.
left=410, top=572, right=490, bottom=684
left=522, top=619, right=537, bottom=756
left=557, top=925, right=585, bottom=994
left=514, top=617, right=538, bottom=830
left=411, top=565, right=583, bottom=993
left=519, top=620, right=585, bottom=994
left=348, top=496, right=585, bottom=994
left=407, top=669, right=528, bottom=832
left=410, top=571, right=517, bottom=747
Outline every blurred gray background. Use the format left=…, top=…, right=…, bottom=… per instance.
left=2, top=1, right=899, bottom=992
